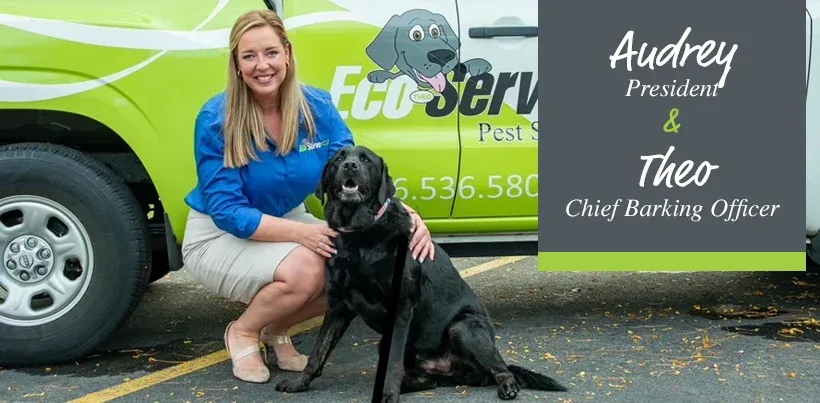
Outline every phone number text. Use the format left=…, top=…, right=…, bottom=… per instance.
left=393, top=174, right=538, bottom=201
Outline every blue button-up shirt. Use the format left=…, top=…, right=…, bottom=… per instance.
left=184, top=85, right=355, bottom=239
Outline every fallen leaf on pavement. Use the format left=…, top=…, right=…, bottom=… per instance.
left=23, top=392, right=45, bottom=397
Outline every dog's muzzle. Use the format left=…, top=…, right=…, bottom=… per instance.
left=337, top=161, right=366, bottom=203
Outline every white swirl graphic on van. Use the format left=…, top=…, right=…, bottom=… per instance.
left=0, top=1, right=478, bottom=103
left=0, top=0, right=233, bottom=103
left=0, top=12, right=230, bottom=51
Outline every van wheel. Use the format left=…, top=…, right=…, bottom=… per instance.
left=0, top=142, right=150, bottom=366
left=807, top=246, right=820, bottom=274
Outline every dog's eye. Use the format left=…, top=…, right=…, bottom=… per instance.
left=360, top=155, right=370, bottom=163
left=409, top=25, right=424, bottom=42
left=429, top=24, right=440, bottom=38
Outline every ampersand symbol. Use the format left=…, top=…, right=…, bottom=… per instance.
left=663, top=108, right=681, bottom=134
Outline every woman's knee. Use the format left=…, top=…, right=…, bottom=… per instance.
left=274, top=246, right=327, bottom=298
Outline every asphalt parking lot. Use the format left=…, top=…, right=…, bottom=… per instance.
left=1, top=256, right=818, bottom=403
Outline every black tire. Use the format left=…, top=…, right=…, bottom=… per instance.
left=807, top=248, right=819, bottom=274
left=0, top=142, right=151, bottom=367
left=807, top=234, right=820, bottom=274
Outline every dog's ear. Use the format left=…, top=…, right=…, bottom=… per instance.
left=377, top=156, right=396, bottom=205
left=313, top=178, right=326, bottom=206
left=434, top=13, right=460, bottom=50
left=314, top=159, right=334, bottom=206
left=366, top=13, right=402, bottom=70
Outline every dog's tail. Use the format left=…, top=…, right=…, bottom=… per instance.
left=508, top=365, right=567, bottom=391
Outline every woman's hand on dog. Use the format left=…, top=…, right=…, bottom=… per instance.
left=299, top=223, right=338, bottom=258
left=409, top=213, right=434, bottom=262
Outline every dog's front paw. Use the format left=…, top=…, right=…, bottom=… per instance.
left=381, top=392, right=399, bottom=403
left=367, top=70, right=394, bottom=83
left=275, top=378, right=309, bottom=393
left=465, top=59, right=492, bottom=77
left=496, top=377, right=520, bottom=400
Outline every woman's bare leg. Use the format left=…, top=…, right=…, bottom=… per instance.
left=225, top=246, right=326, bottom=373
left=262, top=291, right=327, bottom=358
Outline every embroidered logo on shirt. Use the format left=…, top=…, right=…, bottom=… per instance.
left=299, top=138, right=330, bottom=153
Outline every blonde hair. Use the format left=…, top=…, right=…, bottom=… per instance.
left=223, top=9, right=317, bottom=168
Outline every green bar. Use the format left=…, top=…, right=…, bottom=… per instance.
left=538, top=252, right=806, bottom=271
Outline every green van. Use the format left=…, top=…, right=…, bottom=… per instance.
left=0, top=0, right=539, bottom=365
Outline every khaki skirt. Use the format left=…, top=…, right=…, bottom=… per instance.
left=180, top=204, right=325, bottom=305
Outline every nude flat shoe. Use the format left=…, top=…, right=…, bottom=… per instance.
left=224, top=321, right=271, bottom=383
left=260, top=327, right=309, bottom=372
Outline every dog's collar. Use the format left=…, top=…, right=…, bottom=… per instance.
left=338, top=198, right=392, bottom=233
left=373, top=197, right=392, bottom=221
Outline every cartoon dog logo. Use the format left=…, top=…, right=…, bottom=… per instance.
left=365, top=9, right=492, bottom=94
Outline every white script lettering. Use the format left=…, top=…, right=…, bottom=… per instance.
left=639, top=145, right=720, bottom=188
left=609, top=27, right=739, bottom=88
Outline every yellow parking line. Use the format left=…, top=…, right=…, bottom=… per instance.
left=67, top=350, right=230, bottom=403
left=458, top=256, right=528, bottom=277
left=68, top=255, right=526, bottom=403
left=67, top=316, right=324, bottom=403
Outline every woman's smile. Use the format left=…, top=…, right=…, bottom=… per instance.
left=254, top=74, right=274, bottom=84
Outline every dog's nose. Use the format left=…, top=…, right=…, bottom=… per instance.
left=428, top=49, right=455, bottom=66
left=343, top=160, right=359, bottom=171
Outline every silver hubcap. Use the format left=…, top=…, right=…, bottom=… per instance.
left=0, top=195, right=94, bottom=327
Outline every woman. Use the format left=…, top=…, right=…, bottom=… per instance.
left=180, top=9, right=435, bottom=384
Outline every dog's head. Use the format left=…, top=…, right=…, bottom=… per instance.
left=365, top=9, right=460, bottom=89
left=315, top=145, right=395, bottom=209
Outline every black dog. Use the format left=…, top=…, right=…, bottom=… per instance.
left=275, top=145, right=566, bottom=401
